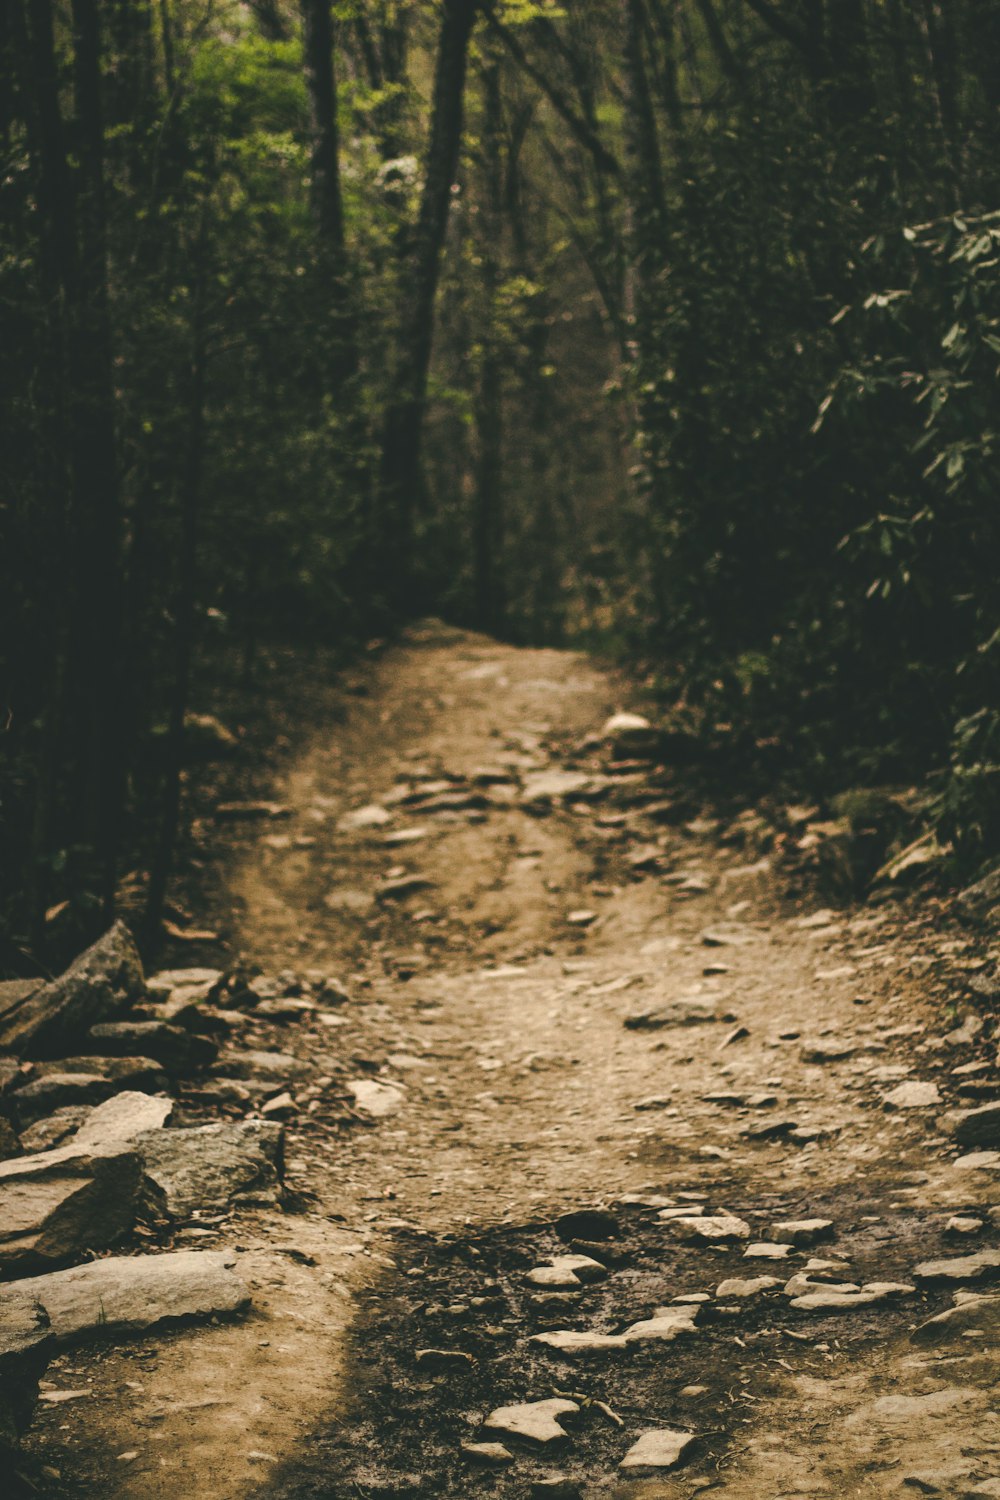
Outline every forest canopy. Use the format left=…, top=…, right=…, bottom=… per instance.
left=2, top=0, right=999, bottom=956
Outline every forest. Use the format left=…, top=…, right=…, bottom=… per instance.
left=3, top=0, right=1000, bottom=961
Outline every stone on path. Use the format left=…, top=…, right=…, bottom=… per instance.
left=376, top=874, right=435, bottom=902
left=742, top=1118, right=798, bottom=1141
left=789, top=1281, right=915, bottom=1311
left=86, top=1020, right=217, bottom=1073
left=73, top=1091, right=173, bottom=1151
left=716, top=1276, right=780, bottom=1298
left=146, top=968, right=222, bottom=1005
left=622, top=1304, right=700, bottom=1343
left=953, top=1151, right=1000, bottom=1171
left=800, top=1038, right=857, bottom=1063
left=911, top=1291, right=1000, bottom=1344
left=0, top=1141, right=140, bottom=1274
left=520, top=770, right=593, bottom=806
left=530, top=1330, right=630, bottom=1355
left=338, top=804, right=391, bottom=830
left=0, top=1250, right=250, bottom=1343
left=624, top=997, right=721, bottom=1029
left=771, top=1219, right=834, bottom=1247
left=913, top=1250, right=1000, bottom=1285
left=0, top=921, right=144, bottom=1058
left=743, top=1242, right=792, bottom=1260
left=668, top=1214, right=751, bottom=1242
left=619, top=1428, right=696, bottom=1473
left=883, top=1081, right=942, bottom=1109
left=347, top=1080, right=405, bottom=1118
left=462, top=1441, right=513, bottom=1466
left=483, top=1397, right=579, bottom=1447
left=526, top=1254, right=608, bottom=1289
left=136, top=1119, right=284, bottom=1218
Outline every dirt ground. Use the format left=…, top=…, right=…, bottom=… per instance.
left=25, top=622, right=1000, bottom=1499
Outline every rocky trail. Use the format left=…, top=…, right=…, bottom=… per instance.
left=6, top=622, right=1000, bottom=1500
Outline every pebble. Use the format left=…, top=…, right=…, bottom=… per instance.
left=883, top=1081, right=942, bottom=1109
left=619, top=1428, right=696, bottom=1472
left=483, top=1398, right=579, bottom=1447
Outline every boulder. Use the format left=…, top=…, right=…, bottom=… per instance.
left=6, top=1057, right=167, bottom=1127
left=0, top=1250, right=250, bottom=1344
left=0, top=921, right=145, bottom=1058
left=941, top=1103, right=1000, bottom=1148
left=0, top=1141, right=140, bottom=1275
left=624, top=998, right=720, bottom=1029
left=85, top=1021, right=217, bottom=1073
left=73, top=1091, right=173, bottom=1151
left=912, top=1291, right=1000, bottom=1344
left=135, top=1119, right=284, bottom=1218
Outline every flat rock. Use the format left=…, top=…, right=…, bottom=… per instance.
left=526, top=1254, right=608, bottom=1289
left=623, top=1304, right=700, bottom=1343
left=624, top=999, right=719, bottom=1030
left=462, top=1441, right=513, bottom=1466
left=483, top=1397, right=579, bottom=1447
left=18, top=1107, right=93, bottom=1153
left=716, top=1276, right=780, bottom=1298
left=86, top=1021, right=217, bottom=1073
left=789, top=1281, right=915, bottom=1310
left=135, top=1120, right=284, bottom=1218
left=883, top=1081, right=942, bottom=1109
left=670, top=1214, right=750, bottom=1242
left=912, top=1291, right=1000, bottom=1344
left=771, top=1219, right=834, bottom=1247
left=73, top=1092, right=173, bottom=1151
left=742, top=1117, right=798, bottom=1141
left=376, top=874, right=435, bottom=902
left=530, top=1330, right=630, bottom=1355
left=913, top=1250, right=1000, bottom=1285
left=800, top=1038, right=857, bottom=1063
left=347, top=1080, right=405, bottom=1118
left=520, top=770, right=593, bottom=805
left=0, top=1142, right=140, bottom=1274
left=338, top=804, right=392, bottom=830
left=619, top=1428, right=696, bottom=1473
left=214, top=1049, right=309, bottom=1081
left=0, top=922, right=144, bottom=1058
left=0, top=1250, right=250, bottom=1343
left=146, top=968, right=222, bottom=1004
left=941, top=1103, right=1000, bottom=1147
left=743, top=1241, right=793, bottom=1260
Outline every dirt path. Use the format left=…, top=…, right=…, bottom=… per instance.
left=29, top=624, right=1000, bottom=1499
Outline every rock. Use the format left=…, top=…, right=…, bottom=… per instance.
left=0, top=1251, right=250, bottom=1343
left=883, top=1081, right=942, bottom=1109
left=953, top=1151, right=1000, bottom=1171
left=376, top=874, right=435, bottom=902
left=347, top=1080, right=405, bottom=1118
left=530, top=1330, right=630, bottom=1355
left=73, top=1092, right=173, bottom=1151
left=567, top=909, right=597, bottom=927
left=968, top=968, right=1000, bottom=1003
left=215, top=1049, right=309, bottom=1081
left=530, top=1477, right=583, bottom=1500
left=956, top=867, right=1000, bottom=927
left=913, top=1250, right=1000, bottom=1285
left=526, top=1254, right=608, bottom=1289
left=180, top=711, right=238, bottom=760
left=944, top=1015, right=984, bottom=1046
left=0, top=1142, right=140, bottom=1274
left=0, top=1117, right=20, bottom=1160
left=771, top=1219, right=834, bottom=1247
left=716, top=1276, right=780, bottom=1298
left=624, top=998, right=720, bottom=1029
left=521, top=770, right=594, bottom=806
left=911, top=1291, right=1000, bottom=1344
left=214, top=800, right=291, bottom=821
left=669, top=1214, right=750, bottom=1242
left=483, top=1397, right=579, bottom=1447
left=942, top=1104, right=1000, bottom=1147
left=338, top=804, right=392, bottom=830
left=556, top=1209, right=620, bottom=1241
left=701, top=926, right=754, bottom=947
left=261, top=1092, right=297, bottom=1119
left=743, top=1242, right=793, bottom=1260
left=945, top=1216, right=984, bottom=1236
left=801, top=1038, right=856, bottom=1063
left=622, top=1304, right=700, bottom=1343
left=146, top=968, right=222, bottom=1004
left=789, top=1281, right=915, bottom=1311
left=742, top=1118, right=798, bottom=1141
left=135, top=1120, right=284, bottom=1218
left=85, top=1021, right=217, bottom=1072
left=6, top=1073, right=119, bottom=1128
left=414, top=1348, right=475, bottom=1371
left=619, top=1428, right=696, bottom=1473
left=461, top=1441, right=513, bottom=1467
left=0, top=1287, right=54, bottom=1461
left=18, top=1108, right=92, bottom=1153
left=0, top=922, right=144, bottom=1058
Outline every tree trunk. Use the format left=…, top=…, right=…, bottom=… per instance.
left=377, top=0, right=479, bottom=612
left=473, top=52, right=504, bottom=635
left=301, top=0, right=345, bottom=252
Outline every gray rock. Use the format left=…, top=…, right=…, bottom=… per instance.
left=520, top=770, right=593, bottom=806
left=461, top=1441, right=513, bottom=1467
left=957, top=867, right=1000, bottom=927
left=716, top=1276, right=780, bottom=1298
left=347, top=1079, right=405, bottom=1118
left=883, top=1081, right=942, bottom=1109
left=945, top=1216, right=984, bottom=1236
left=0, top=1287, right=54, bottom=1459
left=0, top=1141, right=139, bottom=1274
left=18, top=1107, right=92, bottom=1153
left=941, top=1103, right=1000, bottom=1147
left=0, top=922, right=144, bottom=1058
left=73, top=1091, right=174, bottom=1151
left=86, top=1021, right=217, bottom=1072
left=669, top=1214, right=751, bottom=1242
left=136, top=1119, right=284, bottom=1218
left=789, top=1281, right=915, bottom=1311
left=801, top=1038, right=857, bottom=1063
left=526, top=1254, right=607, bottom=1289
left=624, top=998, right=720, bottom=1030
left=8, top=1059, right=167, bottom=1126
left=913, top=1250, right=1000, bottom=1285
left=214, top=1049, right=310, bottom=1082
left=743, top=1241, right=793, bottom=1260
left=771, top=1219, right=834, bottom=1247
left=622, top=1304, right=700, bottom=1343
left=0, top=1250, right=249, bottom=1343
left=619, top=1428, right=695, bottom=1472
left=742, top=1118, right=798, bottom=1141
left=530, top=1330, right=630, bottom=1355
left=145, top=968, right=222, bottom=1005
left=912, top=1291, right=1000, bottom=1344
left=483, top=1397, right=579, bottom=1447
left=376, top=874, right=435, bottom=902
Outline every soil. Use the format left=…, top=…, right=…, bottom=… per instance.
left=22, top=622, right=1000, bottom=1499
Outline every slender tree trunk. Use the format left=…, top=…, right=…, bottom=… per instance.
left=301, top=0, right=345, bottom=251
left=473, top=53, right=504, bottom=635
left=377, top=0, right=479, bottom=612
